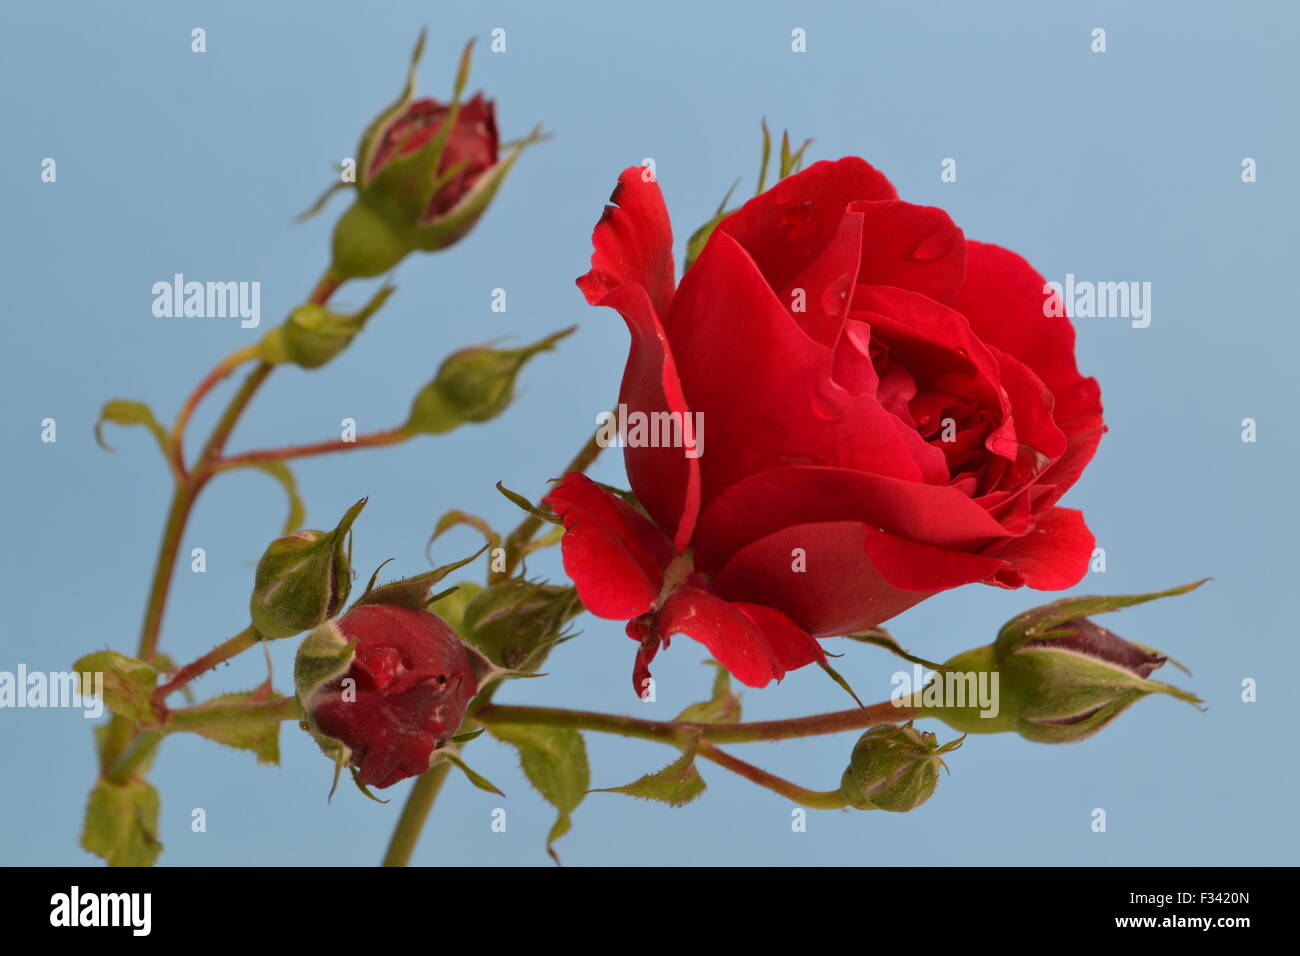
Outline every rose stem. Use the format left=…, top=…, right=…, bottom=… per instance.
left=100, top=270, right=341, bottom=775
left=214, top=426, right=409, bottom=471
left=695, top=741, right=847, bottom=809
left=475, top=700, right=914, bottom=745
left=384, top=419, right=610, bottom=865
left=149, top=627, right=260, bottom=715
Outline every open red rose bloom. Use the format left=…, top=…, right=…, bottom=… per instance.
left=544, top=159, right=1105, bottom=695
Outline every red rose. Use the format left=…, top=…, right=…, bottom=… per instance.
left=369, top=93, right=499, bottom=219
left=308, top=604, right=477, bottom=788
left=544, top=159, right=1104, bottom=695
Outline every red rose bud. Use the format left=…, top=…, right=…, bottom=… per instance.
left=403, top=327, right=573, bottom=434
left=839, top=723, right=960, bottom=812
left=249, top=499, right=366, bottom=640
left=326, top=32, right=543, bottom=279
left=926, top=583, right=1205, bottom=743
left=295, top=604, right=477, bottom=789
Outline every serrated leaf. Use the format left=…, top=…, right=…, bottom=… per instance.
left=676, top=661, right=742, bottom=723
left=81, top=778, right=162, bottom=867
left=74, top=650, right=160, bottom=728
left=94, top=400, right=169, bottom=458
left=489, top=723, right=588, bottom=863
left=193, top=691, right=281, bottom=765
left=593, top=738, right=706, bottom=808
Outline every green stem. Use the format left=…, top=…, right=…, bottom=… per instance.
left=696, top=741, right=846, bottom=809
left=381, top=761, right=452, bottom=867
left=162, top=695, right=300, bottom=734
left=476, top=699, right=914, bottom=744
left=105, top=731, right=162, bottom=785
left=151, top=627, right=259, bottom=713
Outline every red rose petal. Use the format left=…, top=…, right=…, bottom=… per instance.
left=693, top=465, right=1012, bottom=576
left=665, top=232, right=939, bottom=507
left=715, top=157, right=897, bottom=293
left=981, top=506, right=1095, bottom=590
left=577, top=166, right=676, bottom=319
left=544, top=473, right=676, bottom=620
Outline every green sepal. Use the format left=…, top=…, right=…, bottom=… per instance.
left=350, top=543, right=489, bottom=610
left=997, top=579, right=1209, bottom=653
left=843, top=626, right=951, bottom=671
left=495, top=481, right=561, bottom=524
left=292, top=618, right=357, bottom=707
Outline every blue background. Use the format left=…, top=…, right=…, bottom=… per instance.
left=2, top=0, right=1295, bottom=866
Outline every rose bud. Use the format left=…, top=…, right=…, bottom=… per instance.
left=324, top=32, right=542, bottom=279
left=926, top=583, right=1205, bottom=743
left=249, top=499, right=365, bottom=640
left=839, top=723, right=960, bottom=812
left=544, top=153, right=1106, bottom=694
left=403, top=327, right=573, bottom=435
left=256, top=285, right=394, bottom=370
left=459, top=579, right=583, bottom=671
left=295, top=604, right=478, bottom=789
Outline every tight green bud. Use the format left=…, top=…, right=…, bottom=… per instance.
left=249, top=499, right=366, bottom=639
left=839, top=723, right=960, bottom=812
left=460, top=579, right=583, bottom=670
left=927, top=583, right=1205, bottom=743
left=405, top=328, right=572, bottom=434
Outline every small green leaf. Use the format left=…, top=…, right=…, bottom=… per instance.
left=489, top=723, right=589, bottom=863
left=593, top=738, right=707, bottom=808
left=676, top=662, right=742, bottom=724
left=94, top=400, right=169, bottom=458
left=81, top=778, right=162, bottom=867
left=73, top=650, right=160, bottom=728
left=193, top=691, right=281, bottom=765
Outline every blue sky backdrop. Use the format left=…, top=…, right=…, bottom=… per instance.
left=1, top=0, right=1296, bottom=865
